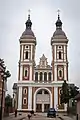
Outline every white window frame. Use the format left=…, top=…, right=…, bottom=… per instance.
left=24, top=68, right=28, bottom=78
left=23, top=88, right=27, bottom=94
left=23, top=98, right=27, bottom=105
left=58, top=68, right=63, bottom=79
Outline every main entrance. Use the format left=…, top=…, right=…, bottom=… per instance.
left=35, top=89, right=50, bottom=112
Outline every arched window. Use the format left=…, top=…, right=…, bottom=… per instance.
left=40, top=72, right=43, bottom=81
left=48, top=72, right=51, bottom=81
left=35, top=72, right=38, bottom=81
left=23, top=88, right=27, bottom=94
left=59, top=51, right=61, bottom=59
left=25, top=70, right=27, bottom=77
left=59, top=70, right=62, bottom=77
left=44, top=72, right=47, bottom=81
left=23, top=98, right=27, bottom=105
left=25, top=51, right=28, bottom=59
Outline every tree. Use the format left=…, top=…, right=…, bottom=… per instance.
left=60, top=80, right=79, bottom=104
left=69, top=85, right=79, bottom=99
left=60, top=80, right=69, bottom=104
left=0, top=58, right=11, bottom=119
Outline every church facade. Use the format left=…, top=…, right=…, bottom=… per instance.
left=17, top=13, right=69, bottom=112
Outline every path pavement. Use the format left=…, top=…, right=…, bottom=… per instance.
left=58, top=114, right=76, bottom=120
left=3, top=112, right=77, bottom=120
left=3, top=112, right=27, bottom=120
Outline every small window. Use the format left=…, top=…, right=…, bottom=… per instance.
left=24, top=88, right=27, bottom=94
left=23, top=98, right=27, bottom=105
left=58, top=46, right=62, bottom=49
left=25, top=51, right=28, bottom=59
left=35, top=72, right=38, bottom=81
left=25, top=70, right=27, bottom=77
left=26, top=46, right=28, bottom=48
left=44, top=72, right=47, bottom=81
left=40, top=72, right=43, bottom=81
left=48, top=72, right=51, bottom=81
left=59, top=51, right=61, bottom=59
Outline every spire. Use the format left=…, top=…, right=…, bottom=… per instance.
left=25, top=10, right=32, bottom=29
left=56, top=10, right=62, bottom=29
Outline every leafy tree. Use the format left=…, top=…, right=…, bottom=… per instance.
left=69, top=85, right=79, bottom=98
left=60, top=80, right=69, bottom=104
left=60, top=80, right=79, bottom=104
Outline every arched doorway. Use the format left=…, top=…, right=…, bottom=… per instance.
left=34, top=88, right=52, bottom=112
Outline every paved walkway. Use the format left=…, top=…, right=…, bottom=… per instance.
left=37, top=113, right=76, bottom=120
left=3, top=112, right=27, bottom=120
left=3, top=112, right=77, bottom=120
left=58, top=114, right=76, bottom=120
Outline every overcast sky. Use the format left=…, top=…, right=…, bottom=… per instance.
left=0, top=0, right=80, bottom=96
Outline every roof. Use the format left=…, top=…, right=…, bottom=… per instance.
left=22, top=29, right=35, bottom=37
left=53, top=28, right=67, bottom=39
left=20, top=14, right=36, bottom=40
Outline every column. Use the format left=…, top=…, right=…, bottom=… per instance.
left=18, top=86, right=22, bottom=110
left=20, top=65, right=23, bottom=81
left=21, top=45, right=23, bottom=61
left=30, top=66, right=32, bottom=81
left=54, top=65, right=57, bottom=81
left=38, top=72, right=40, bottom=83
left=28, top=86, right=32, bottom=110
left=47, top=72, right=48, bottom=82
left=42, top=72, right=44, bottom=83
left=54, top=87, right=58, bottom=110
left=64, top=45, right=66, bottom=61
left=42, top=103, right=44, bottom=112
left=54, top=45, right=56, bottom=61
left=64, top=65, right=67, bottom=80
left=31, top=45, right=33, bottom=60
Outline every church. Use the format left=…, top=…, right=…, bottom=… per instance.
left=17, top=12, right=69, bottom=112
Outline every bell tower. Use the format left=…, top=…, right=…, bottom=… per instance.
left=51, top=13, right=68, bottom=110
left=18, top=12, right=36, bottom=111
left=51, top=13, right=68, bottom=82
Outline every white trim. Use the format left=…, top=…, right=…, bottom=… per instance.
left=54, top=87, right=58, bottom=110
left=31, top=45, right=33, bottom=60
left=21, top=45, right=23, bottom=61
left=54, top=45, right=56, bottom=61
left=30, top=66, right=32, bottom=81
left=33, top=87, right=52, bottom=112
left=20, top=42, right=35, bottom=45
left=54, top=65, right=57, bottom=81
left=64, top=65, right=67, bottom=80
left=18, top=86, right=22, bottom=109
left=28, top=86, right=32, bottom=110
left=20, top=65, right=22, bottom=81
left=64, top=45, right=66, bottom=61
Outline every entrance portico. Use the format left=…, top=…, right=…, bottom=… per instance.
left=34, top=88, right=52, bottom=112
